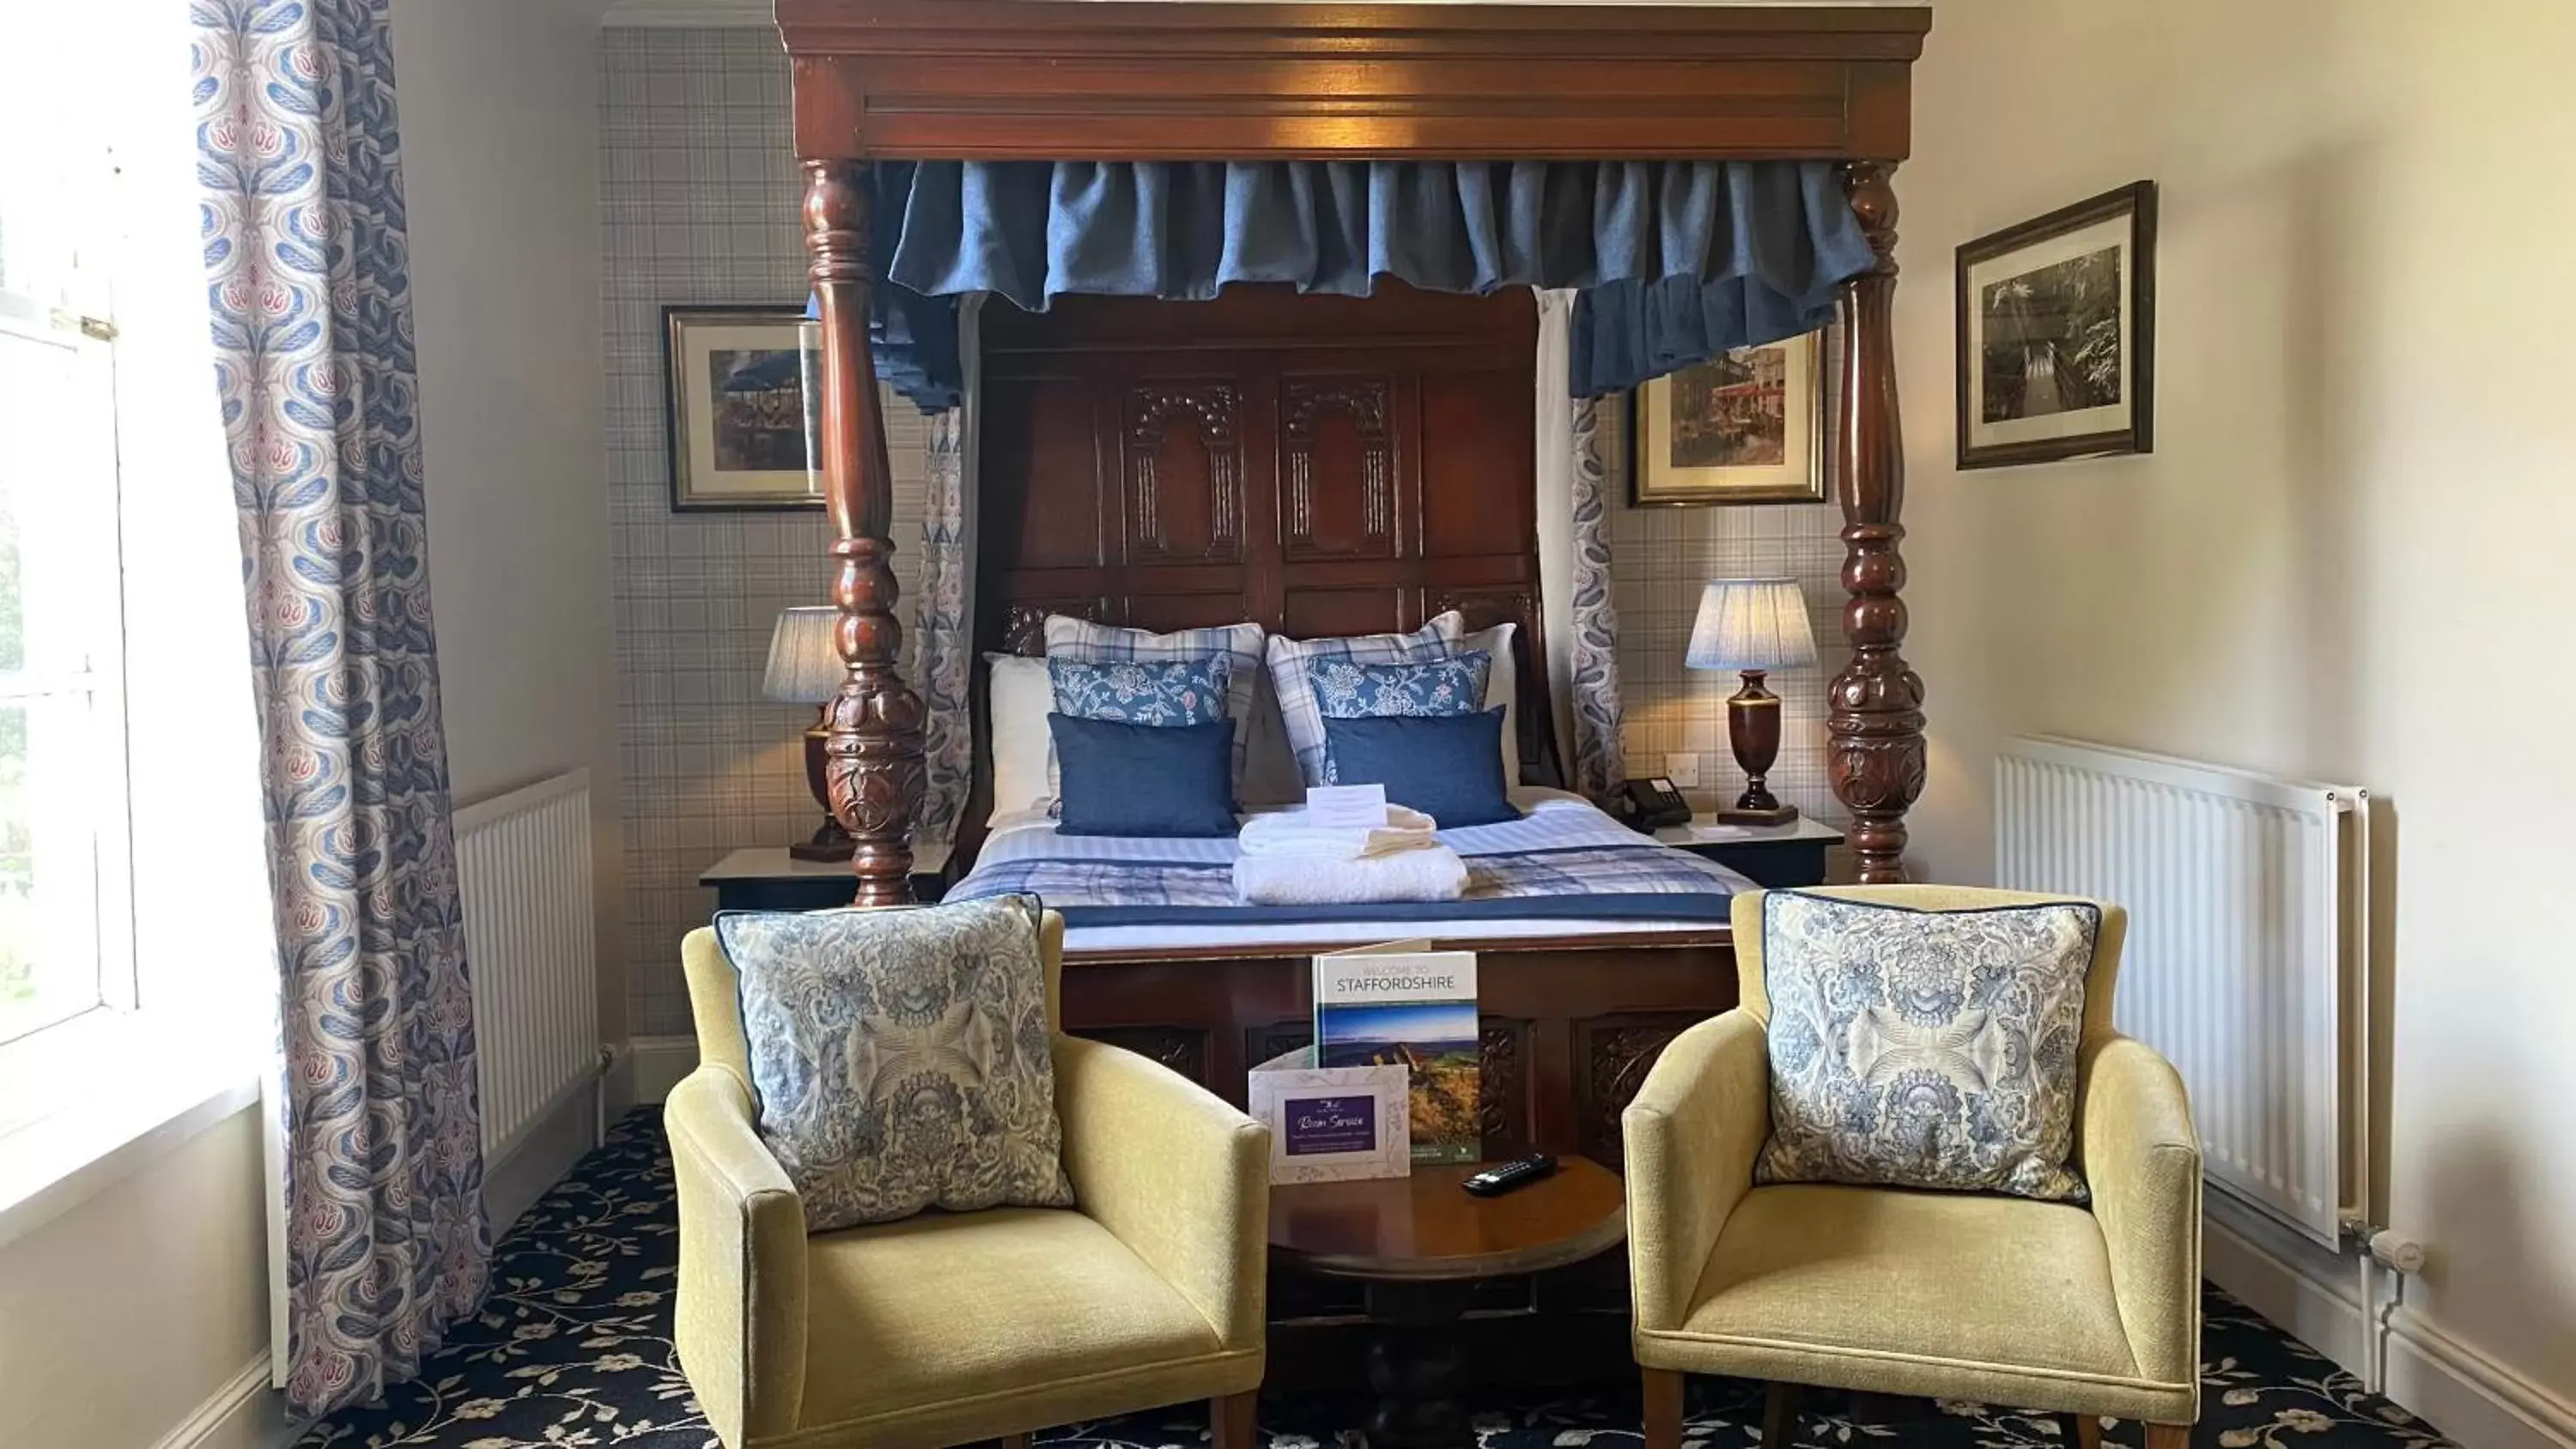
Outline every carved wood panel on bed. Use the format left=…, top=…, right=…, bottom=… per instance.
left=974, top=281, right=1557, bottom=778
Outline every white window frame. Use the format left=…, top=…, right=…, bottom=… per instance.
left=0, top=124, right=141, bottom=1067
left=0, top=283, right=138, bottom=1065
left=0, top=114, right=271, bottom=1246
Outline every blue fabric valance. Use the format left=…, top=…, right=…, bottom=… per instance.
left=848, top=160, right=1873, bottom=409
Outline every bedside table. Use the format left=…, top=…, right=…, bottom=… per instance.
left=1652, top=815, right=1844, bottom=888
left=700, top=841, right=955, bottom=912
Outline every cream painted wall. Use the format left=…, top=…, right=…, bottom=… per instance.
left=399, top=0, right=628, bottom=1054
left=0, top=1110, right=274, bottom=1449
left=1897, top=0, right=2576, bottom=1424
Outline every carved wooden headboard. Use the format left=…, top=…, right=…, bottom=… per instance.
left=961, top=282, right=1557, bottom=854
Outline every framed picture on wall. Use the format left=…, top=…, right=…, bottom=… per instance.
left=1628, top=332, right=1829, bottom=506
left=663, top=305, right=823, bottom=511
left=1955, top=180, right=2157, bottom=469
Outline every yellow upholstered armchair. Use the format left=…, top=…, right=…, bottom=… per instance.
left=1624, top=887, right=2201, bottom=1449
left=667, top=910, right=1268, bottom=1449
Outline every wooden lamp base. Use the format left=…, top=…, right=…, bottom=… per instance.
left=1716, top=669, right=1801, bottom=827
left=789, top=718, right=856, bottom=862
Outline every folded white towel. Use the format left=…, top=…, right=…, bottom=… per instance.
left=1232, top=845, right=1469, bottom=906
left=1237, top=804, right=1439, bottom=861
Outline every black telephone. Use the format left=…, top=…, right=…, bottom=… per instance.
left=1614, top=777, right=1693, bottom=832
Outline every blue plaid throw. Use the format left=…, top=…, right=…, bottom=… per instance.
left=948, top=841, right=1741, bottom=928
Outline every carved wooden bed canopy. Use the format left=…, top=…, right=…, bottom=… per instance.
left=775, top=0, right=1934, bottom=906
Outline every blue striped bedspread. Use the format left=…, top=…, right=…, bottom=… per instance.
left=946, top=792, right=1752, bottom=929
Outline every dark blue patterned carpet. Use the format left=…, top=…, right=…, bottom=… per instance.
left=300, top=1113, right=2454, bottom=1449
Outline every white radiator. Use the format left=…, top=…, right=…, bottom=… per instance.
left=455, top=768, right=602, bottom=1163
left=1995, top=737, right=2370, bottom=1248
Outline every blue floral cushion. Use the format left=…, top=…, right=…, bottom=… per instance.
left=1308, top=652, right=1490, bottom=782
left=1755, top=891, right=2099, bottom=1202
left=714, top=894, right=1074, bottom=1230
left=1264, top=612, right=1467, bottom=786
left=1310, top=652, right=1490, bottom=718
left=1043, top=655, right=1230, bottom=809
left=1046, top=654, right=1230, bottom=726
left=1044, top=617, right=1266, bottom=791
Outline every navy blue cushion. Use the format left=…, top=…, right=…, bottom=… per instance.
left=1320, top=708, right=1521, bottom=829
left=1048, top=715, right=1239, bottom=837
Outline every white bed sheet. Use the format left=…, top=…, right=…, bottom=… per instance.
left=961, top=786, right=1753, bottom=955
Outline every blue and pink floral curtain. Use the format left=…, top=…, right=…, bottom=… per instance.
left=914, top=407, right=975, bottom=840
left=194, top=0, right=488, bottom=1421
left=1564, top=396, right=1628, bottom=797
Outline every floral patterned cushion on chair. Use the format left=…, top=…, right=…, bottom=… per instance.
left=714, top=893, right=1075, bottom=1231
left=1755, top=890, right=2099, bottom=1202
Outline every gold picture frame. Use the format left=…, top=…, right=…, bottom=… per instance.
left=663, top=305, right=823, bottom=512
left=1628, top=332, right=1829, bottom=506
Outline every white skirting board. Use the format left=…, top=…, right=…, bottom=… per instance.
left=483, top=1076, right=607, bottom=1238
left=2207, top=1201, right=2576, bottom=1449
left=149, top=1357, right=289, bottom=1449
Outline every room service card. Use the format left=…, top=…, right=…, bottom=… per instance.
left=1311, top=940, right=1481, bottom=1165
left=1303, top=782, right=1389, bottom=828
left=1246, top=1047, right=1411, bottom=1184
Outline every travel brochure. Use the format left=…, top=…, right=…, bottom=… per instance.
left=1243, top=939, right=1484, bottom=1181
left=1311, top=939, right=1481, bottom=1166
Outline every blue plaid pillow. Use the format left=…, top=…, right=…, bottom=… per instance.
left=1265, top=612, right=1466, bottom=787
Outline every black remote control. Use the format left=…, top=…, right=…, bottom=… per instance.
left=1461, top=1154, right=1558, bottom=1197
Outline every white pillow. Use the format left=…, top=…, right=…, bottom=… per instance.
left=1455, top=621, right=1521, bottom=788
left=985, top=653, right=1055, bottom=821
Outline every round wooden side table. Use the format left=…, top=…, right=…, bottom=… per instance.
left=1269, top=1159, right=1627, bottom=1448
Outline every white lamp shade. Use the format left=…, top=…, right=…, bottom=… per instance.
left=1685, top=578, right=1818, bottom=672
left=762, top=606, right=845, bottom=704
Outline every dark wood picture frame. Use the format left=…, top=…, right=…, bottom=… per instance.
left=1954, top=180, right=2156, bottom=470
left=662, top=303, right=823, bottom=512
left=1627, top=332, right=1831, bottom=507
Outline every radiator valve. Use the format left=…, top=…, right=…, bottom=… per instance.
left=2368, top=1229, right=2427, bottom=1276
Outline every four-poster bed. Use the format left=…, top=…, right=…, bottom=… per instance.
left=772, top=0, right=1928, bottom=1374
left=781, top=0, right=1929, bottom=902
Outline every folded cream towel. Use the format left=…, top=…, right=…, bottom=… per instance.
left=1232, top=845, right=1469, bottom=906
left=1237, top=804, right=1439, bottom=861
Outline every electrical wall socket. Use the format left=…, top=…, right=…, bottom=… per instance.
left=1662, top=754, right=1702, bottom=789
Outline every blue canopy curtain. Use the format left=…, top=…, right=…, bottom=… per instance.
left=857, top=160, right=1869, bottom=808
left=196, top=0, right=488, bottom=1421
left=865, top=159, right=1874, bottom=405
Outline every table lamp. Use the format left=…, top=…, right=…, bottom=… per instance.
left=1685, top=578, right=1818, bottom=826
left=763, top=606, right=852, bottom=860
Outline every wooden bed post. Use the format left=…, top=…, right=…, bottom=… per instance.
left=802, top=160, right=926, bottom=906
left=1828, top=161, right=1926, bottom=884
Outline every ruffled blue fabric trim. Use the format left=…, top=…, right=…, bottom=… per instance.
left=823, top=160, right=1870, bottom=409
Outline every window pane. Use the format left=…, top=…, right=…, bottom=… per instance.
left=0, top=695, right=108, bottom=1043
left=0, top=313, right=115, bottom=683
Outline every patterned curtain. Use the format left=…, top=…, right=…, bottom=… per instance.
left=195, top=0, right=489, bottom=1421
left=1565, top=397, right=1629, bottom=797
left=914, top=406, right=974, bottom=840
